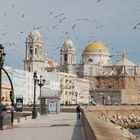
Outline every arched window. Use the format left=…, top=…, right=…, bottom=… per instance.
left=64, top=54, right=67, bottom=61
left=88, top=58, right=93, bottom=62
left=30, top=46, right=33, bottom=55
left=35, top=48, right=37, bottom=55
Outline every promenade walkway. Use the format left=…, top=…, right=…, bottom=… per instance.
left=1, top=113, right=86, bottom=140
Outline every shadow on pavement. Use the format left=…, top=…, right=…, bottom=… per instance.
left=71, top=111, right=97, bottom=140
left=71, top=114, right=86, bottom=140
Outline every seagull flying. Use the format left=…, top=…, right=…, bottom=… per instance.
left=49, top=11, right=53, bottom=15
left=133, top=23, right=140, bottom=30
left=97, top=0, right=101, bottom=3
left=55, top=13, right=64, bottom=18
left=77, top=18, right=89, bottom=22
left=11, top=4, right=14, bottom=8
left=52, top=25, right=58, bottom=29
left=22, top=14, right=24, bottom=18
left=58, top=17, right=66, bottom=23
left=72, top=24, right=76, bottom=29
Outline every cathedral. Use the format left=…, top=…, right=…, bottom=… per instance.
left=24, top=28, right=140, bottom=105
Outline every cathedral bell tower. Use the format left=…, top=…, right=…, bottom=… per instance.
left=60, top=38, right=76, bottom=66
left=24, top=28, right=44, bottom=72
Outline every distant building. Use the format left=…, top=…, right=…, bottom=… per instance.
left=25, top=71, right=34, bottom=105
left=75, top=78, right=90, bottom=105
left=2, top=66, right=60, bottom=105
left=3, top=66, right=34, bottom=105
left=59, top=72, right=76, bottom=105
left=59, top=72, right=90, bottom=105
left=41, top=71, right=60, bottom=98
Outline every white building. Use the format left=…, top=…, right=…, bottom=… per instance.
left=41, top=71, right=60, bottom=98
left=3, top=66, right=33, bottom=105
left=25, top=71, right=35, bottom=105
left=75, top=78, right=90, bottom=105
left=59, top=72, right=90, bottom=105
left=59, top=72, right=76, bottom=105
left=2, top=66, right=60, bottom=105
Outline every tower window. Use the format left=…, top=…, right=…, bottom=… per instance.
left=88, top=58, right=93, bottom=62
left=30, top=47, right=33, bottom=55
left=35, top=48, right=37, bottom=55
left=64, top=54, right=67, bottom=61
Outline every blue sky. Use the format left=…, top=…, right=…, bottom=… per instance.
left=0, top=0, right=140, bottom=69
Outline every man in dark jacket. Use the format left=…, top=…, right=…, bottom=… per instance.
left=76, top=105, right=81, bottom=119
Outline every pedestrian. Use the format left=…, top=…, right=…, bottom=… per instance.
left=76, top=104, right=81, bottom=119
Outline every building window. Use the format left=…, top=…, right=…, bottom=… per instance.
left=28, top=67, right=31, bottom=72
left=64, top=54, right=67, bottom=61
left=88, top=58, right=93, bottom=62
left=35, top=48, right=37, bottom=55
left=30, top=47, right=33, bottom=55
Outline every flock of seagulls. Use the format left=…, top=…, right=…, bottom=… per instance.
left=46, top=10, right=107, bottom=55
left=0, top=1, right=139, bottom=67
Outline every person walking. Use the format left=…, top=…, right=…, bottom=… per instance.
left=76, top=104, right=81, bottom=119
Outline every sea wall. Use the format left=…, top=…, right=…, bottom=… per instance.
left=83, top=105, right=140, bottom=140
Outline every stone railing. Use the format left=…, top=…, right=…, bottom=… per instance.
left=83, top=106, right=140, bottom=140
left=82, top=110, right=96, bottom=140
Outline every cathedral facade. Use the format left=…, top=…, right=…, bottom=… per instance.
left=24, top=28, right=140, bottom=105
left=60, top=38, right=140, bottom=105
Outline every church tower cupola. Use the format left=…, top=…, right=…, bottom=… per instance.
left=24, top=28, right=44, bottom=72
left=60, top=38, right=76, bottom=65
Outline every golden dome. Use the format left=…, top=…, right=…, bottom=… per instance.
left=83, top=41, right=109, bottom=54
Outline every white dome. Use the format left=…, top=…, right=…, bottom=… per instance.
left=64, top=39, right=74, bottom=46
left=115, top=54, right=135, bottom=66
left=28, top=28, right=42, bottom=38
left=62, top=38, right=75, bottom=50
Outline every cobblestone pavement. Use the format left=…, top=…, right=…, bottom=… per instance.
left=0, top=113, right=86, bottom=140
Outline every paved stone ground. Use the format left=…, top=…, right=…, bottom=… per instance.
left=0, top=113, right=86, bottom=140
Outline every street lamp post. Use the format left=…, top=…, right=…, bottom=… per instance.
left=32, top=71, right=38, bottom=119
left=0, top=44, right=5, bottom=130
left=38, top=75, right=45, bottom=114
